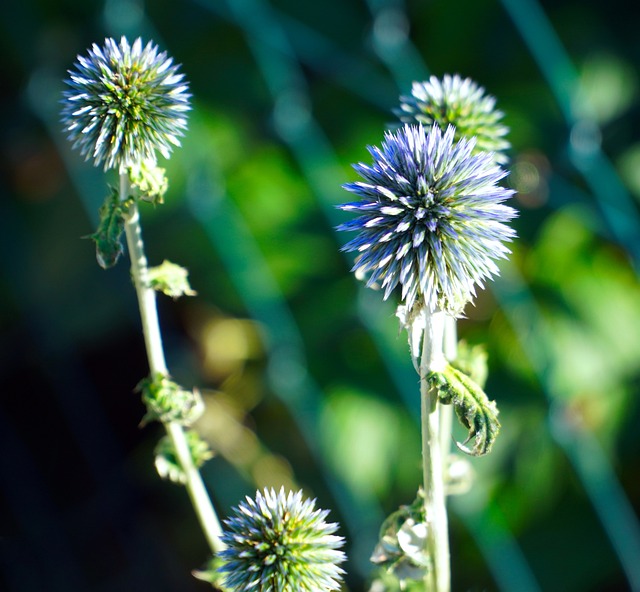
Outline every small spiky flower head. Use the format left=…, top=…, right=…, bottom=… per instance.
left=219, top=488, right=345, bottom=592
left=61, top=36, right=190, bottom=171
left=397, top=74, right=510, bottom=163
left=338, top=124, right=516, bottom=316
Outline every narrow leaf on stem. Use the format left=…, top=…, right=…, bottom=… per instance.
left=427, top=364, right=500, bottom=456
left=155, top=429, right=214, bottom=484
left=148, top=260, right=197, bottom=299
left=371, top=489, right=432, bottom=584
left=128, top=160, right=169, bottom=205
left=136, top=373, right=204, bottom=426
left=87, top=188, right=132, bottom=269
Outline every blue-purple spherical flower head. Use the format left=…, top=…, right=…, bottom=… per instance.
left=61, top=37, right=190, bottom=171
left=219, top=488, right=345, bottom=592
left=338, top=124, right=516, bottom=316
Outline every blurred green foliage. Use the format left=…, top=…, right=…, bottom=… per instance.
left=1, top=0, right=640, bottom=591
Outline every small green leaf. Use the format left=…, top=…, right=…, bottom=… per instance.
left=192, top=555, right=228, bottom=589
left=147, top=260, right=196, bottom=299
left=370, top=490, right=431, bottom=584
left=427, top=364, right=500, bottom=456
left=136, top=373, right=204, bottom=425
left=87, top=188, right=131, bottom=269
left=155, top=429, right=214, bottom=484
left=127, top=160, right=168, bottom=205
left=452, top=340, right=488, bottom=388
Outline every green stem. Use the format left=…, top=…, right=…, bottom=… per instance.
left=440, top=316, right=457, bottom=460
left=120, top=172, right=226, bottom=555
left=420, top=309, right=450, bottom=592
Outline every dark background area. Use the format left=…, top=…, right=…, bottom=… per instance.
left=2, top=0, right=640, bottom=590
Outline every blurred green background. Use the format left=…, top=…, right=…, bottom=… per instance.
left=2, top=0, right=640, bottom=590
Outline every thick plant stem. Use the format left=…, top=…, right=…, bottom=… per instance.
left=120, top=172, right=225, bottom=554
left=439, top=316, right=457, bottom=458
left=420, top=309, right=450, bottom=592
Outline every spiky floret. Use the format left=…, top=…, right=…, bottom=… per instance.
left=61, top=36, right=190, bottom=171
left=397, top=74, right=510, bottom=163
left=219, top=488, right=345, bottom=592
left=338, top=124, right=516, bottom=316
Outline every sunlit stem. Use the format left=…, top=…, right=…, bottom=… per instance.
left=120, top=172, right=225, bottom=555
left=420, top=308, right=450, bottom=592
left=440, top=316, right=457, bottom=459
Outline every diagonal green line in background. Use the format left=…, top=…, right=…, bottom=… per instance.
left=501, top=0, right=640, bottom=267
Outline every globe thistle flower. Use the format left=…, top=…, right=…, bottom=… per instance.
left=61, top=36, right=190, bottom=171
left=338, top=124, right=516, bottom=316
left=219, top=488, right=345, bottom=592
left=397, top=74, right=510, bottom=163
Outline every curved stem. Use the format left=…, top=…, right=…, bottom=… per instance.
left=164, top=421, right=226, bottom=554
left=420, top=309, right=450, bottom=592
left=120, top=172, right=225, bottom=554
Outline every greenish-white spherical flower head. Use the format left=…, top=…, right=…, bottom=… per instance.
left=219, top=488, right=345, bottom=592
left=61, top=36, right=190, bottom=171
left=397, top=74, right=510, bottom=164
left=338, top=124, right=517, bottom=317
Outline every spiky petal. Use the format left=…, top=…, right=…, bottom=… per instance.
left=338, top=124, right=516, bottom=316
left=219, top=488, right=346, bottom=592
left=397, top=74, right=510, bottom=163
left=61, top=36, right=190, bottom=171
